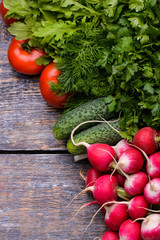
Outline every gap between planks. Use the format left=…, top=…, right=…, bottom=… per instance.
left=0, top=149, right=69, bottom=154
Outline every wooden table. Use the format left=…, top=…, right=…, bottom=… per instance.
left=0, top=17, right=107, bottom=239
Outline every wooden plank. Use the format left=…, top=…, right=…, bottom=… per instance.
left=0, top=19, right=66, bottom=151
left=0, top=20, right=12, bottom=49
left=0, top=154, right=107, bottom=240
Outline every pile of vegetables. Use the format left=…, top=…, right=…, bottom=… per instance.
left=1, top=0, right=160, bottom=239
left=1, top=0, right=160, bottom=139
left=69, top=126, right=160, bottom=239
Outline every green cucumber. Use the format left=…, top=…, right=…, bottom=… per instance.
left=67, top=120, right=122, bottom=155
left=53, top=97, right=116, bottom=140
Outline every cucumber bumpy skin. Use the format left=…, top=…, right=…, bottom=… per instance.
left=53, top=97, right=116, bottom=140
left=67, top=120, right=122, bottom=155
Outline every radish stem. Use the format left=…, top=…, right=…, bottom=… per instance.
left=79, top=169, right=86, bottom=181
left=66, top=186, right=93, bottom=207
left=98, top=115, right=121, bottom=135
left=71, top=120, right=108, bottom=147
left=69, top=200, right=98, bottom=221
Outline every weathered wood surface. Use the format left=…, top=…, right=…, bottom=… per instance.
left=0, top=154, right=106, bottom=240
left=0, top=16, right=107, bottom=240
left=0, top=19, right=66, bottom=151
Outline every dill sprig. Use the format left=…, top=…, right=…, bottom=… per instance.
left=55, top=25, right=109, bottom=97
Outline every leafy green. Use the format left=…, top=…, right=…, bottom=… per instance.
left=4, top=0, right=160, bottom=139
left=5, top=0, right=102, bottom=57
left=54, top=0, right=160, bottom=138
left=55, top=26, right=109, bottom=96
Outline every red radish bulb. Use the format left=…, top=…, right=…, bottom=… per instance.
left=91, top=175, right=118, bottom=205
left=85, top=167, right=103, bottom=194
left=144, top=178, right=160, bottom=205
left=113, top=171, right=126, bottom=187
left=124, top=171, right=148, bottom=196
left=119, top=219, right=142, bottom=240
left=87, top=143, right=117, bottom=172
left=141, top=214, right=160, bottom=240
left=146, top=152, right=160, bottom=178
left=85, top=167, right=103, bottom=188
left=104, top=202, right=129, bottom=231
left=71, top=124, right=117, bottom=172
left=133, top=127, right=160, bottom=155
left=114, top=139, right=134, bottom=157
left=101, top=230, right=119, bottom=240
left=128, top=195, right=149, bottom=220
left=118, top=148, right=144, bottom=174
left=71, top=130, right=117, bottom=172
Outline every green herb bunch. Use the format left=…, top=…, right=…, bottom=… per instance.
left=4, top=0, right=103, bottom=61
left=4, top=0, right=160, bottom=139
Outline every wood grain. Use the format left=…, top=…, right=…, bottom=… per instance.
left=0, top=154, right=107, bottom=240
left=0, top=19, right=66, bottom=151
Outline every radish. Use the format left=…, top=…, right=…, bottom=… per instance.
left=86, top=143, right=117, bottom=172
left=85, top=168, right=104, bottom=188
left=80, top=167, right=104, bottom=193
left=75, top=141, right=117, bottom=172
left=117, top=148, right=144, bottom=174
left=113, top=171, right=126, bottom=187
left=101, top=230, right=119, bottom=240
left=71, top=121, right=118, bottom=172
left=119, top=219, right=142, bottom=240
left=91, top=174, right=131, bottom=205
left=127, top=195, right=149, bottom=220
left=90, top=175, right=119, bottom=205
left=141, top=214, right=160, bottom=240
left=124, top=171, right=148, bottom=196
left=133, top=127, right=160, bottom=155
left=146, top=152, right=160, bottom=178
left=113, top=139, right=134, bottom=157
left=143, top=178, right=160, bottom=205
left=104, top=202, right=129, bottom=231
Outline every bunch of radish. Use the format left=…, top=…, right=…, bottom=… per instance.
left=70, top=126, right=160, bottom=239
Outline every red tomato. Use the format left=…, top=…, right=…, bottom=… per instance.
left=8, top=37, right=45, bottom=75
left=39, top=62, right=69, bottom=108
left=0, top=0, right=17, bottom=26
